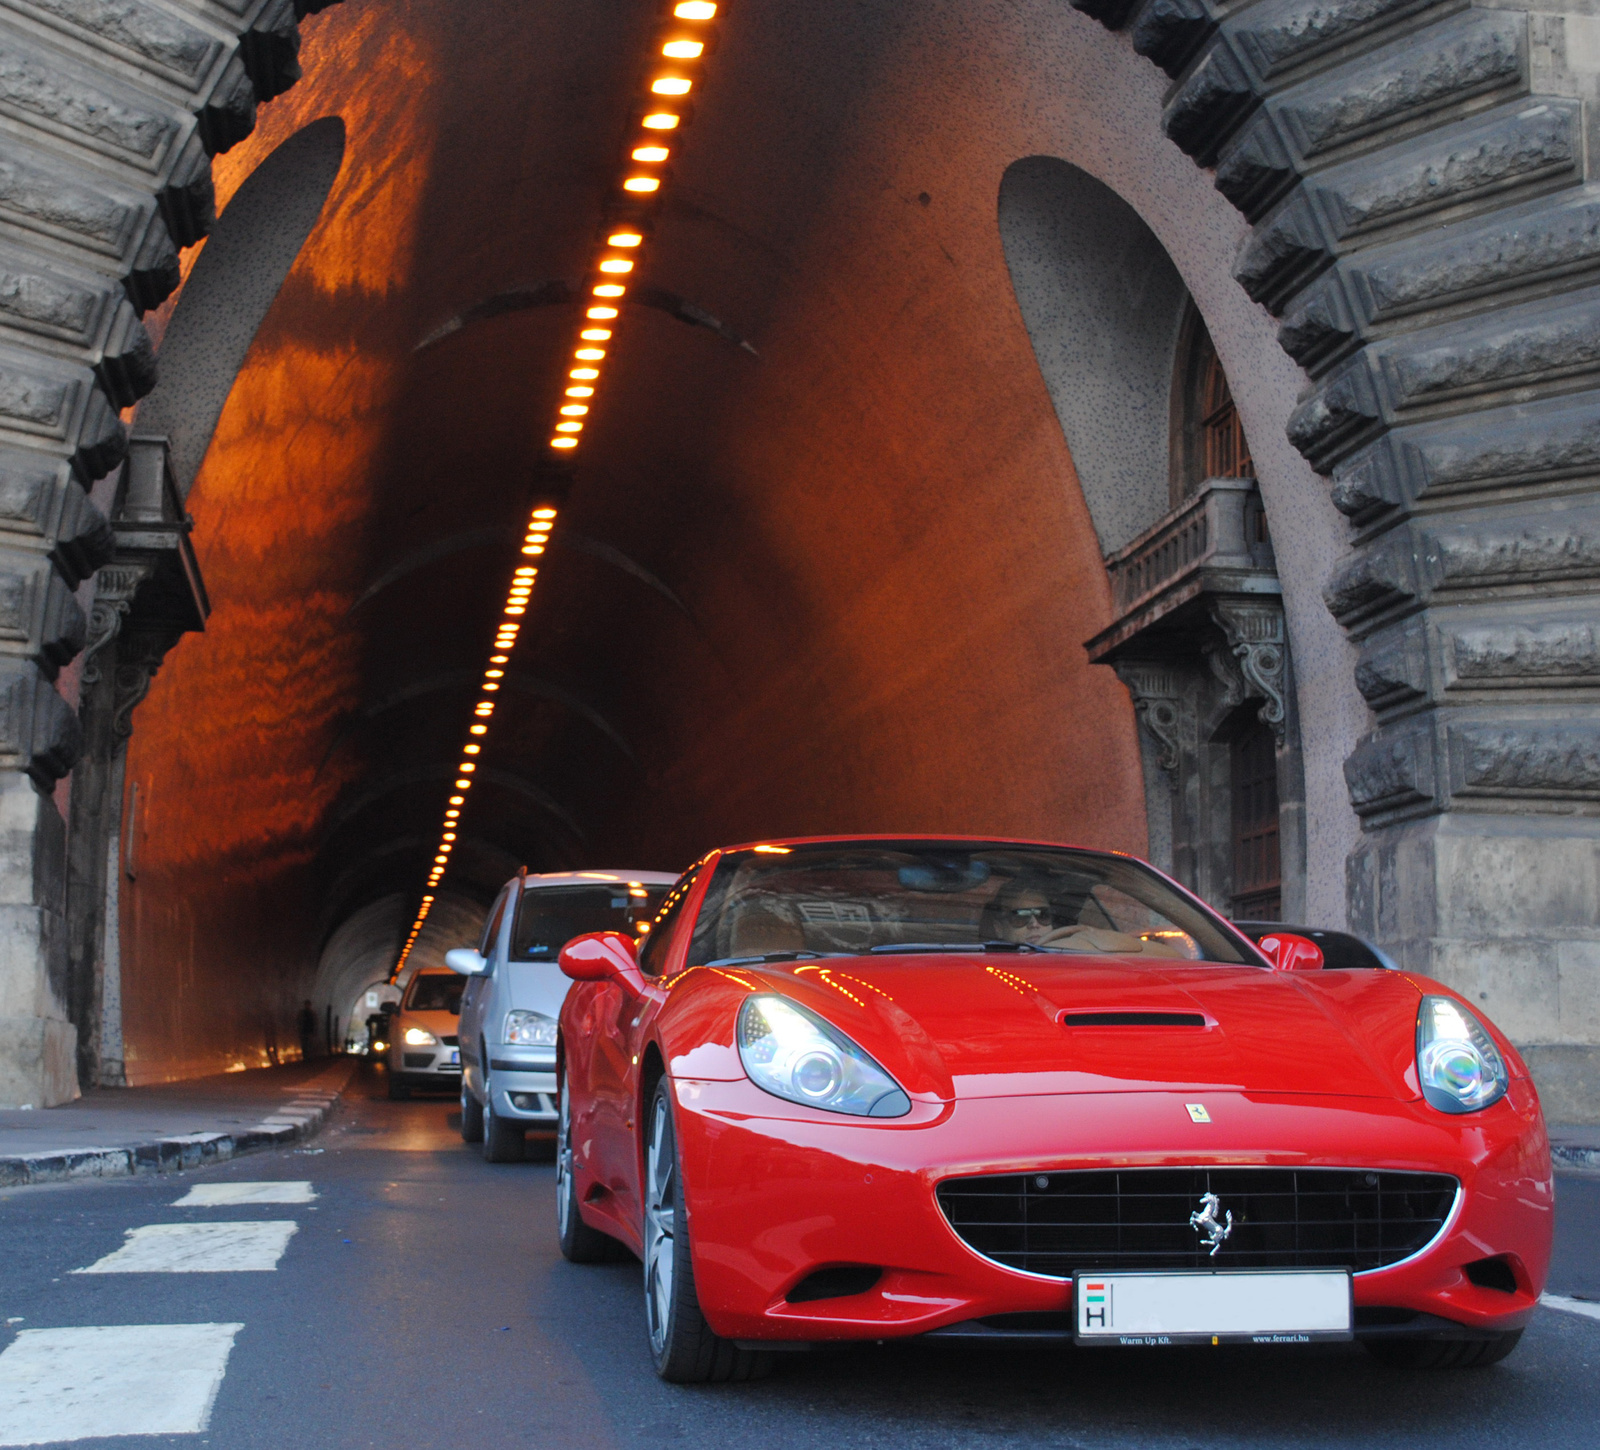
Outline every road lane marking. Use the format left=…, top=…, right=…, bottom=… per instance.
left=74, top=1222, right=297, bottom=1273
left=0, top=1323, right=241, bottom=1445
left=1542, top=1292, right=1600, bottom=1323
left=174, top=1181, right=315, bottom=1207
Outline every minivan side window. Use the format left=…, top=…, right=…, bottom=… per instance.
left=637, top=867, right=702, bottom=977
left=478, top=886, right=511, bottom=960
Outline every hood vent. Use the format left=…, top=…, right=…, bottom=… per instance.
left=1058, top=1011, right=1206, bottom=1027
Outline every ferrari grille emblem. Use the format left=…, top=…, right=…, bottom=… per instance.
left=1189, top=1192, right=1234, bottom=1256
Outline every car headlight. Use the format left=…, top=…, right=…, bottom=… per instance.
left=1417, top=995, right=1508, bottom=1113
left=737, top=994, right=911, bottom=1118
left=504, top=1010, right=558, bottom=1047
left=402, top=1027, right=437, bottom=1046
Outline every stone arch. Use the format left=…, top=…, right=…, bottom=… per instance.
left=134, top=115, right=346, bottom=493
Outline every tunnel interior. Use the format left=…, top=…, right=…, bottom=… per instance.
left=108, top=0, right=1281, bottom=1082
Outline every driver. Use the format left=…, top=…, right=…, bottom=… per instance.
left=993, top=886, right=1060, bottom=946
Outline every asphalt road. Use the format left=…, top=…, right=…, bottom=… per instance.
left=1, top=1067, right=1597, bottom=1450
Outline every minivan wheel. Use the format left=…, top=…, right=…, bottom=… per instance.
left=643, top=1079, right=773, bottom=1383
left=481, top=1071, right=525, bottom=1162
left=459, top=1078, right=484, bottom=1143
left=556, top=1079, right=624, bottom=1263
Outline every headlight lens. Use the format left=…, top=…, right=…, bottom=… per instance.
left=737, top=994, right=911, bottom=1118
left=403, top=1026, right=437, bottom=1046
left=504, top=1010, right=558, bottom=1047
left=1417, top=995, right=1508, bottom=1113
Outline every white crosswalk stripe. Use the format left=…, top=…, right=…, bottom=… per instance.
left=1543, top=1292, right=1600, bottom=1323
left=74, top=1220, right=298, bottom=1274
left=174, top=1180, right=316, bottom=1206
left=0, top=1323, right=242, bottom=1446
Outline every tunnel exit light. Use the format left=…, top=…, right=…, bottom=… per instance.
left=397, top=1, right=731, bottom=977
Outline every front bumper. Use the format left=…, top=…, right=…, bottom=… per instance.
left=389, top=1041, right=462, bottom=1087
left=486, top=1055, right=558, bottom=1124
left=669, top=1077, right=1552, bottom=1344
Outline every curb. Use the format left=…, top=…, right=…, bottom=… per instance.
left=0, top=1063, right=356, bottom=1189
left=1553, top=1144, right=1600, bottom=1173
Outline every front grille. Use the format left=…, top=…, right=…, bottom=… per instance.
left=440, top=1035, right=459, bottom=1046
left=402, top=1052, right=434, bottom=1068
left=937, top=1168, right=1457, bottom=1278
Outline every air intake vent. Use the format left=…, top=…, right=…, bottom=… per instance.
left=786, top=1265, right=882, bottom=1303
left=937, top=1168, right=1458, bottom=1278
left=1058, top=1011, right=1206, bottom=1027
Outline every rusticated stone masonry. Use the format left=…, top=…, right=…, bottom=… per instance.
left=0, top=0, right=342, bottom=1105
left=1073, top=0, right=1600, bottom=1113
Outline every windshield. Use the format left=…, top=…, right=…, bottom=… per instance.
left=512, top=884, right=670, bottom=961
left=686, top=842, right=1253, bottom=966
left=404, top=974, right=464, bottom=1013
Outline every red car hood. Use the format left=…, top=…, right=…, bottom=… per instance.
left=750, top=956, right=1424, bottom=1102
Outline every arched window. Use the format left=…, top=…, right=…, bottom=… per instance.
left=1200, top=346, right=1254, bottom=482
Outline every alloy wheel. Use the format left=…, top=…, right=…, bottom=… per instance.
left=556, top=1082, right=574, bottom=1242
left=643, top=1092, right=677, bottom=1355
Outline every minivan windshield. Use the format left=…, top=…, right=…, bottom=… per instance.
left=512, top=884, right=670, bottom=961
left=686, top=842, right=1254, bottom=966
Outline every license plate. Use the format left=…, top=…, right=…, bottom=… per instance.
left=1074, top=1270, right=1352, bottom=1346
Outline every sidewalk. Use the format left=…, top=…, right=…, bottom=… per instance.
left=0, top=1059, right=356, bottom=1188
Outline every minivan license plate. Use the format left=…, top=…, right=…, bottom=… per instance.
left=1074, top=1270, right=1351, bottom=1345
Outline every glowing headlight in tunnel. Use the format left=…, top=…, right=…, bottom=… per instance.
left=404, top=1028, right=438, bottom=1047
left=736, top=996, right=912, bottom=1118
left=1417, top=996, right=1508, bottom=1113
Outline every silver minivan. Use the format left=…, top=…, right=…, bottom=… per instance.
left=446, top=869, right=677, bottom=1161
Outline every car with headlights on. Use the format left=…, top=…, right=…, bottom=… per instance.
left=447, top=869, right=676, bottom=1161
left=386, top=967, right=465, bottom=1099
left=554, top=836, right=1552, bottom=1382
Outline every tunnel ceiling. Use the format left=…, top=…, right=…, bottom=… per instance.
left=124, top=0, right=1152, bottom=969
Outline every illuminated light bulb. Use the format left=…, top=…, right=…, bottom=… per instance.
left=525, top=534, right=549, bottom=543
left=490, top=655, right=509, bottom=664
left=587, top=306, right=619, bottom=319
left=475, top=704, right=495, bottom=716
left=623, top=176, right=661, bottom=193
left=505, top=605, right=527, bottom=615
left=580, top=328, right=612, bottom=341
left=434, top=856, right=448, bottom=866
left=460, top=761, right=477, bottom=771
left=455, top=778, right=471, bottom=788
left=442, top=833, right=456, bottom=843
left=641, top=111, right=680, bottom=130
left=532, top=508, right=557, bottom=519
left=593, top=283, right=626, bottom=297
left=555, top=422, right=582, bottom=434
left=606, top=233, right=642, bottom=251
left=551, top=437, right=578, bottom=449
left=522, top=544, right=546, bottom=554
left=449, top=795, right=465, bottom=805
left=675, top=1, right=717, bottom=17
left=560, top=405, right=589, bottom=417
left=565, top=386, right=595, bottom=398
left=574, top=346, right=607, bottom=359
left=652, top=77, right=693, bottom=95
left=631, top=145, right=670, bottom=162
left=482, top=682, right=499, bottom=692
left=597, top=258, right=633, bottom=275
left=514, top=566, right=537, bottom=575
left=662, top=40, right=704, bottom=59
left=570, top=367, right=600, bottom=379
left=463, top=744, right=481, bottom=755
left=485, top=669, right=505, bottom=678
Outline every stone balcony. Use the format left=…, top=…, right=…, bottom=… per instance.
left=1085, top=477, right=1279, bottom=664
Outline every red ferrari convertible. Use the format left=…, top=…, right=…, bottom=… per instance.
left=555, top=837, right=1552, bottom=1382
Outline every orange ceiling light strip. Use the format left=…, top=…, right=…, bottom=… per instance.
left=394, top=2, right=724, bottom=976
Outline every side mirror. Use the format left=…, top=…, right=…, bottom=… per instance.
left=444, top=947, right=487, bottom=976
left=1258, top=932, right=1325, bottom=972
left=559, top=930, right=640, bottom=983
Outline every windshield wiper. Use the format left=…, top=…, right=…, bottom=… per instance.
left=701, top=951, right=846, bottom=967
left=868, top=940, right=1041, bottom=955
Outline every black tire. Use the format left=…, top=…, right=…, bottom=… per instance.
left=643, top=1079, right=774, bottom=1383
left=1364, top=1330, right=1523, bottom=1370
left=482, top=1071, right=525, bottom=1162
left=459, top=1078, right=484, bottom=1143
left=557, top=1078, right=626, bottom=1263
left=386, top=1074, right=410, bottom=1101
